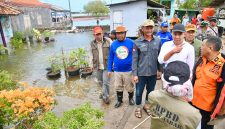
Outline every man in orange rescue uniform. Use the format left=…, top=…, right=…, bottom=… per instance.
left=192, top=36, right=225, bottom=129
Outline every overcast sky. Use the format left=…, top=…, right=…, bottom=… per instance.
left=41, top=0, right=126, bottom=12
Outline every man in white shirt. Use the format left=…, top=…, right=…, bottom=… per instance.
left=158, top=24, right=195, bottom=72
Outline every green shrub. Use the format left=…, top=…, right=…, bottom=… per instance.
left=42, top=30, right=53, bottom=38
left=0, top=44, right=7, bottom=55
left=0, top=70, right=16, bottom=91
left=66, top=48, right=89, bottom=68
left=33, top=103, right=105, bottom=129
left=33, top=112, right=61, bottom=129
left=48, top=55, right=62, bottom=74
left=11, top=31, right=25, bottom=48
left=11, top=38, right=23, bottom=48
left=62, top=103, right=104, bottom=129
left=13, top=31, right=24, bottom=40
left=0, top=98, right=14, bottom=127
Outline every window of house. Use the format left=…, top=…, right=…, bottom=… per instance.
left=23, top=15, right=31, bottom=30
left=113, top=10, right=123, bottom=29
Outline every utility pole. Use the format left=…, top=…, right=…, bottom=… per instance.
left=68, top=0, right=73, bottom=28
left=68, top=0, right=72, bottom=18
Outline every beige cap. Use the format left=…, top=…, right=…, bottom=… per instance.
left=142, top=19, right=154, bottom=27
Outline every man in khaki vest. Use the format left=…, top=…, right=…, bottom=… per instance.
left=90, top=26, right=112, bottom=104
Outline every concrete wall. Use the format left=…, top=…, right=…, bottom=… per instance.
left=110, top=1, right=147, bottom=37
left=10, top=7, right=52, bottom=33
left=0, top=16, right=13, bottom=44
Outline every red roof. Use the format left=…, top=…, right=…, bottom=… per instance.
left=0, top=2, right=21, bottom=15
left=7, top=0, right=51, bottom=8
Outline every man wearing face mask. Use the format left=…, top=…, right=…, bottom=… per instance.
left=108, top=26, right=135, bottom=108
left=132, top=19, right=162, bottom=118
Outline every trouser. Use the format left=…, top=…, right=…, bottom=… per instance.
left=199, top=108, right=214, bottom=129
left=114, top=71, right=134, bottom=93
left=135, top=75, right=157, bottom=106
left=97, top=69, right=110, bottom=99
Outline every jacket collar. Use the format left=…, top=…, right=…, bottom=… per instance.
left=140, top=35, right=155, bottom=42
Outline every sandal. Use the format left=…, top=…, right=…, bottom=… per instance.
left=143, top=106, right=151, bottom=116
left=135, top=108, right=142, bottom=118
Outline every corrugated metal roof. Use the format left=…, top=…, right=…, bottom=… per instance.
left=7, top=0, right=51, bottom=8
left=107, top=0, right=168, bottom=8
left=50, top=5, right=70, bottom=12
left=0, top=2, right=21, bottom=15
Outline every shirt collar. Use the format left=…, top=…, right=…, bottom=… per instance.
left=140, top=35, right=155, bottom=42
left=212, top=54, right=224, bottom=65
left=202, top=53, right=224, bottom=65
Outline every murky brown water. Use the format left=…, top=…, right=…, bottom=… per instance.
left=0, top=32, right=105, bottom=115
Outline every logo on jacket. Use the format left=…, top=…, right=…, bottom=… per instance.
left=116, top=46, right=128, bottom=59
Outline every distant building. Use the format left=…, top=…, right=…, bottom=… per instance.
left=0, top=1, right=21, bottom=47
left=50, top=5, right=72, bottom=28
left=108, top=0, right=167, bottom=38
left=5, top=0, right=71, bottom=33
left=6, top=0, right=52, bottom=32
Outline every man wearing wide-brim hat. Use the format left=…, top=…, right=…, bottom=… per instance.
left=132, top=19, right=162, bottom=118
left=184, top=23, right=202, bottom=62
left=108, top=25, right=135, bottom=108
left=158, top=24, right=195, bottom=73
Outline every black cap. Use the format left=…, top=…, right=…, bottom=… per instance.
left=172, top=24, right=186, bottom=33
left=209, top=17, right=217, bottom=22
left=164, top=61, right=190, bottom=86
left=111, top=30, right=116, bottom=34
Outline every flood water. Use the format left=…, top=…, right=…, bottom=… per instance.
left=0, top=32, right=105, bottom=116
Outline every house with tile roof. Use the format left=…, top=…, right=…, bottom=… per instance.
left=0, top=1, right=21, bottom=47
left=4, top=0, right=71, bottom=33
left=5, top=0, right=53, bottom=33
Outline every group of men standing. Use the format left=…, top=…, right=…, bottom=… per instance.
left=90, top=18, right=224, bottom=129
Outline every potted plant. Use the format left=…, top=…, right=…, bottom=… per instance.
left=66, top=50, right=80, bottom=76
left=80, top=61, right=93, bottom=78
left=33, top=28, right=41, bottom=42
left=42, top=30, right=53, bottom=42
left=47, top=55, right=61, bottom=78
left=76, top=48, right=93, bottom=78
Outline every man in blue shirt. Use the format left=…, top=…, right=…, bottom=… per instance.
left=156, top=22, right=173, bottom=45
left=108, top=26, right=135, bottom=108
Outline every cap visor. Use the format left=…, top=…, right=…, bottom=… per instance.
left=172, top=30, right=185, bottom=32
left=143, top=24, right=154, bottom=27
left=186, top=29, right=196, bottom=32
